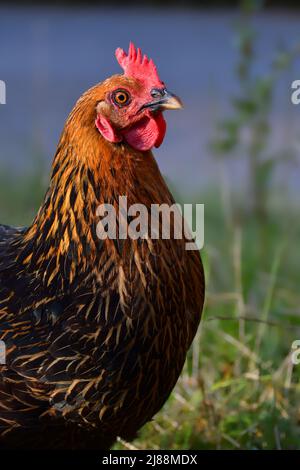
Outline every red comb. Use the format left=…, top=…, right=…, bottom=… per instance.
left=115, top=42, right=163, bottom=88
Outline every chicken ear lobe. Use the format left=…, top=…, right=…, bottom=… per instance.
left=95, top=114, right=122, bottom=144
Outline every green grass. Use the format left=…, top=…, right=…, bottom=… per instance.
left=115, top=189, right=300, bottom=450
left=0, top=169, right=299, bottom=450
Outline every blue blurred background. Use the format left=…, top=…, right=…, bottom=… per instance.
left=0, top=5, right=300, bottom=198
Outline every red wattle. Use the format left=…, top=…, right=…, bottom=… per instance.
left=121, top=112, right=166, bottom=152
left=153, top=112, right=167, bottom=148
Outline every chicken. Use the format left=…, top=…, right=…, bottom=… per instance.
left=0, top=43, right=205, bottom=449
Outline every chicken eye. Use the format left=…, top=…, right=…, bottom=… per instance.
left=112, top=89, right=131, bottom=107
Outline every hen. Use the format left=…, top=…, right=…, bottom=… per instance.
left=0, top=43, right=204, bottom=449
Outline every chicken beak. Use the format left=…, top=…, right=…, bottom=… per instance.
left=158, top=91, right=183, bottom=110
left=142, top=90, right=183, bottom=112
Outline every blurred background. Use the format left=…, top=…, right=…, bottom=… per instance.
left=0, top=0, right=300, bottom=450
